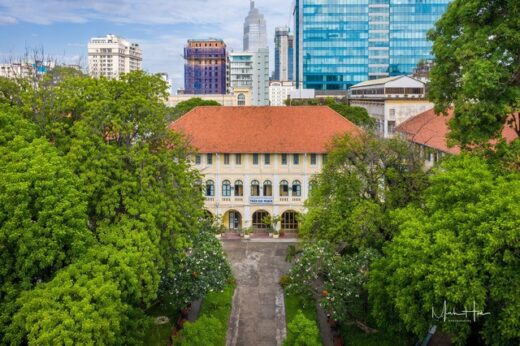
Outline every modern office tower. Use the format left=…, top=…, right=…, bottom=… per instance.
left=293, top=0, right=452, bottom=91
left=183, top=39, right=227, bottom=94
left=88, top=34, right=141, bottom=79
left=274, top=26, right=294, bottom=81
left=243, top=1, right=268, bottom=51
left=227, top=49, right=269, bottom=106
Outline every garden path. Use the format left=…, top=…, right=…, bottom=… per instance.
left=223, top=241, right=295, bottom=346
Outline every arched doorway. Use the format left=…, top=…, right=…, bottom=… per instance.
left=224, top=210, right=242, bottom=231
left=281, top=210, right=299, bottom=231
left=252, top=210, right=270, bottom=230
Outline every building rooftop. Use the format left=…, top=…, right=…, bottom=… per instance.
left=350, top=75, right=423, bottom=89
left=396, top=108, right=518, bottom=154
left=169, top=106, right=362, bottom=153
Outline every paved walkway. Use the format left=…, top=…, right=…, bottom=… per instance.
left=223, top=241, right=296, bottom=346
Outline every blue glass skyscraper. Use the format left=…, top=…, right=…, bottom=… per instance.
left=294, top=0, right=452, bottom=90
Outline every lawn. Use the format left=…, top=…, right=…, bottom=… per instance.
left=284, top=290, right=320, bottom=343
left=143, top=282, right=236, bottom=346
left=142, top=299, right=181, bottom=346
left=197, top=282, right=236, bottom=346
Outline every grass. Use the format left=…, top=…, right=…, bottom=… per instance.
left=143, top=282, right=236, bottom=346
left=284, top=290, right=320, bottom=342
left=198, top=282, right=236, bottom=346
left=142, top=299, right=181, bottom=346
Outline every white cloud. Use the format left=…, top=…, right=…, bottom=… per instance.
left=0, top=0, right=292, bottom=28
left=0, top=0, right=294, bottom=90
left=0, top=15, right=17, bottom=25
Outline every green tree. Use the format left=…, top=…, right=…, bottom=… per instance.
left=168, top=97, right=221, bottom=121
left=284, top=310, right=321, bottom=346
left=0, top=107, right=93, bottom=341
left=158, top=229, right=233, bottom=309
left=369, top=155, right=520, bottom=345
left=286, top=97, right=375, bottom=128
left=287, top=242, right=379, bottom=331
left=300, top=134, right=427, bottom=250
left=0, top=71, right=225, bottom=344
left=428, top=0, right=520, bottom=146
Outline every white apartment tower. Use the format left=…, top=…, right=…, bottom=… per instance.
left=228, top=50, right=269, bottom=106
left=88, top=34, right=142, bottom=79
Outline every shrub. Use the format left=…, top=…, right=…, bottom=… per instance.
left=284, top=310, right=321, bottom=346
left=177, top=316, right=222, bottom=346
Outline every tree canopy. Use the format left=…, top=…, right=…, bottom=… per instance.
left=285, top=97, right=375, bottom=129
left=300, top=133, right=428, bottom=249
left=369, top=155, right=520, bottom=345
left=168, top=97, right=221, bottom=121
left=428, top=0, right=520, bottom=146
left=0, top=71, right=230, bottom=344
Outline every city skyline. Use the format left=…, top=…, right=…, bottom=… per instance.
left=0, top=0, right=293, bottom=92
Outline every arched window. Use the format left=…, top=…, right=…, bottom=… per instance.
left=292, top=180, right=301, bottom=197
left=237, top=93, right=246, bottom=106
left=280, top=180, right=289, bottom=196
left=263, top=180, right=272, bottom=196
left=281, top=210, right=299, bottom=230
left=251, top=180, right=260, bottom=196
left=222, top=180, right=231, bottom=197
left=205, top=180, right=214, bottom=197
left=234, top=180, right=243, bottom=197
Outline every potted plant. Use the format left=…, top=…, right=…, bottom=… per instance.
left=273, top=230, right=279, bottom=239
left=244, top=227, right=252, bottom=240
left=263, top=215, right=281, bottom=236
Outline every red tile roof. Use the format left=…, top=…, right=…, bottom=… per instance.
left=169, top=106, right=362, bottom=153
left=396, top=108, right=518, bottom=153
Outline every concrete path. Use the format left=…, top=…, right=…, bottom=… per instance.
left=223, top=241, right=296, bottom=346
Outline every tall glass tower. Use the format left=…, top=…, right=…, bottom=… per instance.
left=244, top=1, right=268, bottom=51
left=294, top=0, right=452, bottom=90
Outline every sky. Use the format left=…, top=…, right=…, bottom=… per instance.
left=0, top=0, right=293, bottom=92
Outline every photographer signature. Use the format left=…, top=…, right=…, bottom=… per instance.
left=432, top=300, right=491, bottom=323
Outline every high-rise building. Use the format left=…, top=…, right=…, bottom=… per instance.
left=227, top=49, right=269, bottom=106
left=88, top=34, right=141, bottom=79
left=229, top=1, right=269, bottom=106
left=184, top=39, right=227, bottom=94
left=243, top=1, right=267, bottom=52
left=274, top=26, right=294, bottom=81
left=293, top=0, right=452, bottom=91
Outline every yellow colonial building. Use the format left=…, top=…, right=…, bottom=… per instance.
left=169, top=106, right=362, bottom=231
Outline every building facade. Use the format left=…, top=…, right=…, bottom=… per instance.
left=227, top=50, right=269, bottom=106
left=184, top=39, right=227, bottom=94
left=269, top=81, right=295, bottom=106
left=169, top=106, right=362, bottom=231
left=274, top=26, right=294, bottom=81
left=243, top=1, right=267, bottom=52
left=88, top=34, right=141, bottom=79
left=167, top=88, right=252, bottom=107
left=396, top=108, right=518, bottom=169
left=293, top=0, right=452, bottom=90
left=0, top=60, right=55, bottom=80
left=349, top=75, right=433, bottom=137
